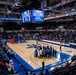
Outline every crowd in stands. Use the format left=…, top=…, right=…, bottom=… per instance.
left=0, top=21, right=76, bottom=44
left=0, top=39, right=30, bottom=75
left=51, top=55, right=76, bottom=75
left=0, top=28, right=76, bottom=43
left=21, top=21, right=76, bottom=30
left=29, top=30, right=75, bottom=43
left=0, top=39, right=17, bottom=74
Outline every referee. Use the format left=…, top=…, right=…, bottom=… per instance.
left=42, top=57, right=45, bottom=70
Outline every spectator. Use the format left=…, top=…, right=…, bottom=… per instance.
left=8, top=60, right=15, bottom=73
left=45, top=69, right=52, bottom=75
left=0, top=59, right=5, bottom=71
left=39, top=71, right=43, bottom=75
left=7, top=49, right=14, bottom=56
left=65, top=61, right=71, bottom=68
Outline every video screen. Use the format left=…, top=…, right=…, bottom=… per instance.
left=31, top=10, right=44, bottom=22
left=22, top=10, right=30, bottom=22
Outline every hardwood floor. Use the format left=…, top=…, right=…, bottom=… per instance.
left=7, top=40, right=76, bottom=69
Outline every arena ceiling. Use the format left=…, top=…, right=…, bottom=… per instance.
left=0, top=0, right=76, bottom=22
left=44, top=0, right=76, bottom=22
left=0, top=0, right=41, bottom=18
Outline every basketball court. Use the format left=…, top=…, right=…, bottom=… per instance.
left=7, top=40, right=76, bottom=69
